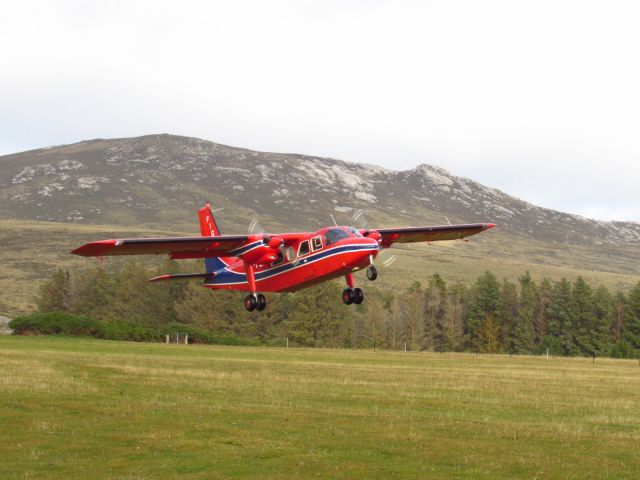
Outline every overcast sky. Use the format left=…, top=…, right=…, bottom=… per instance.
left=1, top=1, right=639, bottom=221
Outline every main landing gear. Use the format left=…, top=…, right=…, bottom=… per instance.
left=243, top=261, right=267, bottom=312
left=244, top=293, right=267, bottom=312
left=342, top=287, right=364, bottom=305
left=342, top=272, right=364, bottom=305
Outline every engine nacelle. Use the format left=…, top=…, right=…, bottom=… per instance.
left=240, top=235, right=284, bottom=265
left=363, top=230, right=382, bottom=242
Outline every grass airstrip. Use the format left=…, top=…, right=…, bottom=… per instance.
left=1, top=336, right=639, bottom=479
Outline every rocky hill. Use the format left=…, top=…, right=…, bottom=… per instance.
left=2, top=134, right=639, bottom=245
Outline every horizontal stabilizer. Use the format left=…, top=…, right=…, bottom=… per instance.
left=147, top=272, right=216, bottom=283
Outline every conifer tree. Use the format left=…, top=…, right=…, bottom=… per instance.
left=499, top=278, right=518, bottom=353
left=383, top=293, right=402, bottom=350
left=611, top=291, right=626, bottom=344
left=592, top=285, right=613, bottom=355
left=534, top=278, right=552, bottom=346
left=399, top=281, right=425, bottom=351
left=465, top=271, right=500, bottom=352
left=622, top=282, right=640, bottom=355
left=424, top=273, right=447, bottom=351
left=36, top=268, right=70, bottom=313
left=513, top=272, right=537, bottom=354
left=546, top=278, right=574, bottom=355
left=571, top=277, right=596, bottom=356
left=175, top=282, right=231, bottom=332
left=72, top=267, right=116, bottom=320
left=443, top=283, right=466, bottom=351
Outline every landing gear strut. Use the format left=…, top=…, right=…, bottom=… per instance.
left=342, top=273, right=364, bottom=305
left=243, top=261, right=267, bottom=312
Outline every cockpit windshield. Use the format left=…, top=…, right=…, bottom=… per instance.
left=324, top=228, right=351, bottom=246
left=347, top=226, right=362, bottom=237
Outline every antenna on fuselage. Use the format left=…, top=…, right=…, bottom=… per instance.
left=330, top=214, right=338, bottom=227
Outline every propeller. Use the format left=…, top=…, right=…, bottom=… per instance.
left=248, top=217, right=264, bottom=235
left=349, top=209, right=397, bottom=271
left=248, top=216, right=295, bottom=266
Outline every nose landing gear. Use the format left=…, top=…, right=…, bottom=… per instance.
left=366, top=265, right=378, bottom=281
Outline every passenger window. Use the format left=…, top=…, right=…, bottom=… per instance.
left=285, top=246, right=296, bottom=262
left=273, top=250, right=284, bottom=266
left=324, top=228, right=350, bottom=246
left=298, top=240, right=310, bottom=257
left=312, top=236, right=322, bottom=251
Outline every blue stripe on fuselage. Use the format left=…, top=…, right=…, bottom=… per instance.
left=206, top=243, right=378, bottom=286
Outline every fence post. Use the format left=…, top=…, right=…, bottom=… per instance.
left=165, top=334, right=169, bottom=344
left=286, top=337, right=289, bottom=349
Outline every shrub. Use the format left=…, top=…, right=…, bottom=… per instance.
left=10, top=312, right=100, bottom=336
left=10, top=313, right=262, bottom=346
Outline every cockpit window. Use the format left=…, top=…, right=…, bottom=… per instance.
left=324, top=228, right=350, bottom=246
left=348, top=226, right=362, bottom=237
left=298, top=240, right=310, bottom=257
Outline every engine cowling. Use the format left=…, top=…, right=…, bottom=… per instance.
left=240, top=235, right=284, bottom=265
left=363, top=230, right=382, bottom=242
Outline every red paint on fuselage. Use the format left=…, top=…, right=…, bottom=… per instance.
left=204, top=228, right=378, bottom=293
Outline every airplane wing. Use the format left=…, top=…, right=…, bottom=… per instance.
left=71, top=232, right=312, bottom=260
left=363, top=223, right=496, bottom=248
left=71, top=235, right=252, bottom=259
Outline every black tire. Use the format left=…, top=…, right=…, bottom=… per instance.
left=244, top=294, right=257, bottom=312
left=353, top=287, right=364, bottom=304
left=256, top=293, right=267, bottom=311
left=366, top=265, right=378, bottom=281
left=342, top=288, right=355, bottom=305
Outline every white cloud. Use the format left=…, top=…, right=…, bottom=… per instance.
left=0, top=0, right=639, bottom=221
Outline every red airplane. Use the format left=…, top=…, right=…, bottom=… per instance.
left=72, top=204, right=496, bottom=311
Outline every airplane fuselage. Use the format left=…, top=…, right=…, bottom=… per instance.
left=205, top=227, right=379, bottom=292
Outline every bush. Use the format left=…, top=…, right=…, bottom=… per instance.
left=610, top=340, right=637, bottom=359
left=10, top=313, right=262, bottom=346
left=10, top=312, right=100, bottom=336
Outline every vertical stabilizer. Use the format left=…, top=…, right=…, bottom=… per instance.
left=198, top=203, right=221, bottom=236
left=198, top=203, right=228, bottom=273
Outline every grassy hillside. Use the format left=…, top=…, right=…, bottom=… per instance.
left=2, top=218, right=640, bottom=316
left=1, top=337, right=639, bottom=479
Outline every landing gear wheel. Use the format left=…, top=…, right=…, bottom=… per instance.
left=244, top=294, right=257, bottom=312
left=353, top=287, right=364, bottom=304
left=256, top=293, right=267, bottom=311
left=342, top=288, right=355, bottom=305
left=366, top=265, right=378, bottom=281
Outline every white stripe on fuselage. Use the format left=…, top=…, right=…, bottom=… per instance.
left=208, top=243, right=377, bottom=286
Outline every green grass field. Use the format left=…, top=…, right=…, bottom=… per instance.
left=1, top=337, right=639, bottom=479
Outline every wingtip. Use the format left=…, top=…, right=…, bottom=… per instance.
left=71, top=239, right=118, bottom=257
left=147, top=274, right=170, bottom=283
left=485, top=223, right=497, bottom=229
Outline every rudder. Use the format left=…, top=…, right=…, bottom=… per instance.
left=198, top=203, right=227, bottom=273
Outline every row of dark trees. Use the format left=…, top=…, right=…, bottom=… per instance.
left=35, top=260, right=640, bottom=357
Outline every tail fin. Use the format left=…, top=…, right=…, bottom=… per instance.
left=198, top=203, right=227, bottom=273
left=198, top=203, right=221, bottom=236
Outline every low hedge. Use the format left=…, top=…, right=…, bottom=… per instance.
left=10, top=312, right=259, bottom=346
